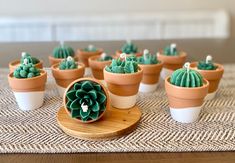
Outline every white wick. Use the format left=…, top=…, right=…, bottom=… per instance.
left=170, top=43, right=177, bottom=54
left=81, top=102, right=88, bottom=112
left=143, top=49, right=149, bottom=60
left=126, top=39, right=131, bottom=44
left=23, top=58, right=28, bottom=65
left=184, top=62, right=190, bottom=72
left=101, top=52, right=107, bottom=59
left=60, top=40, right=64, bottom=48
left=21, top=52, right=27, bottom=58
left=67, top=56, right=74, bottom=62
left=120, top=53, right=127, bottom=61
left=206, top=55, right=212, bottom=64
left=88, top=44, right=94, bottom=50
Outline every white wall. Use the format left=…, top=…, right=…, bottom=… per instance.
left=0, top=0, right=234, bottom=37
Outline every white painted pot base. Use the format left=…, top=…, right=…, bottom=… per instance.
left=170, top=106, right=202, bottom=123
left=56, top=84, right=67, bottom=97
left=14, top=91, right=44, bottom=111
left=161, top=68, right=173, bottom=80
left=109, top=92, right=137, bottom=109
left=205, top=91, right=217, bottom=100
left=139, top=83, right=158, bottom=93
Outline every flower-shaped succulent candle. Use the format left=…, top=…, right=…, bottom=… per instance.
left=104, top=53, right=143, bottom=109
left=116, top=40, right=142, bottom=57
left=64, top=78, right=110, bottom=123
left=137, top=49, right=163, bottom=93
left=157, top=43, right=187, bottom=79
left=165, top=62, right=209, bottom=123
left=190, top=55, right=224, bottom=100
left=88, top=53, right=113, bottom=80
left=51, top=56, right=85, bottom=97
left=9, top=52, right=43, bottom=73
left=8, top=59, right=47, bottom=111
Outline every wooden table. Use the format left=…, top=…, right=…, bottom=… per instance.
left=0, top=39, right=235, bottom=163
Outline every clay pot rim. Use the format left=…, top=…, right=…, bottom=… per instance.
left=9, top=59, right=43, bottom=67
left=190, top=62, right=224, bottom=73
left=103, top=66, right=143, bottom=76
left=165, top=76, right=209, bottom=91
left=88, top=55, right=113, bottom=64
left=63, top=77, right=110, bottom=124
left=138, top=61, right=163, bottom=68
left=157, top=51, right=187, bottom=58
left=77, top=48, right=103, bottom=54
left=51, top=62, right=85, bottom=72
left=8, top=69, right=47, bottom=81
left=48, top=55, right=78, bottom=60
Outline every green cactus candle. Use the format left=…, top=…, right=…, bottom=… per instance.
left=197, top=55, right=218, bottom=70
left=137, top=49, right=159, bottom=64
left=53, top=42, right=75, bottom=58
left=105, top=53, right=138, bottom=73
left=98, top=53, right=113, bottom=61
left=59, top=56, right=78, bottom=70
left=163, top=43, right=179, bottom=56
left=170, top=62, right=203, bottom=87
left=13, top=59, right=40, bottom=78
left=83, top=44, right=97, bottom=52
left=66, top=80, right=107, bottom=121
left=20, top=52, right=40, bottom=64
left=121, top=40, right=138, bottom=54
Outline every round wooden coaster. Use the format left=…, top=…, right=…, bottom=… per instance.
left=57, top=106, right=141, bottom=140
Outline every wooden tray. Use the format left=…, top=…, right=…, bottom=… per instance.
left=57, top=106, right=141, bottom=140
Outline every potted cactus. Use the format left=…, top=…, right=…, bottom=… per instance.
left=157, top=43, right=187, bottom=79
left=8, top=59, right=47, bottom=111
left=49, top=42, right=76, bottom=66
left=165, top=62, right=209, bottom=123
left=190, top=55, right=224, bottom=100
left=116, top=40, right=142, bottom=57
left=88, top=52, right=113, bottom=81
left=9, top=52, right=43, bottom=73
left=137, top=49, right=163, bottom=93
left=104, top=53, right=143, bottom=109
left=51, top=56, right=85, bottom=97
left=63, top=78, right=110, bottom=123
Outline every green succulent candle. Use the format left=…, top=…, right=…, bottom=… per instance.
left=163, top=43, right=179, bottom=56
left=137, top=49, right=159, bottom=64
left=20, top=52, right=40, bottom=64
left=66, top=80, right=107, bottom=122
left=105, top=53, right=138, bottom=73
left=98, top=53, right=113, bottom=61
left=53, top=42, right=75, bottom=58
left=170, top=62, right=203, bottom=87
left=121, top=40, right=138, bottom=54
left=197, top=55, right=217, bottom=70
left=59, top=56, right=78, bottom=70
left=83, top=45, right=97, bottom=52
left=13, top=59, right=40, bottom=78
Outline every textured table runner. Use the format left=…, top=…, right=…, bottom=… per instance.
left=0, top=65, right=235, bottom=153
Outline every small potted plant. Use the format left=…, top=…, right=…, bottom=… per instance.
left=8, top=59, right=47, bottom=111
left=88, top=52, right=113, bottom=81
left=9, top=52, right=43, bottom=73
left=49, top=42, right=76, bottom=66
left=51, top=56, right=85, bottom=97
left=165, top=62, right=209, bottom=123
left=104, top=53, right=143, bottom=109
left=157, top=43, right=187, bottom=79
left=63, top=78, right=110, bottom=123
left=137, top=49, right=163, bottom=93
left=116, top=40, right=142, bottom=57
left=190, top=55, right=224, bottom=100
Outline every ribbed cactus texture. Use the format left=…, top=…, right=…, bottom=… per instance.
left=59, top=56, right=78, bottom=70
left=163, top=43, right=179, bottom=56
left=121, top=41, right=138, bottom=54
left=197, top=55, right=217, bottom=70
left=137, top=49, right=159, bottom=64
left=20, top=52, right=40, bottom=64
left=170, top=63, right=203, bottom=87
left=53, top=45, right=75, bottom=58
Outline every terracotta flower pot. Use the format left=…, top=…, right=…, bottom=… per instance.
left=138, top=62, right=163, bottom=93
left=165, top=77, right=209, bottom=123
left=8, top=70, right=47, bottom=111
left=51, top=63, right=85, bottom=97
left=116, top=50, right=142, bottom=58
left=48, top=55, right=78, bottom=66
left=9, top=60, right=43, bottom=73
left=190, top=62, right=224, bottom=100
left=63, top=77, right=110, bottom=123
left=157, top=52, right=187, bottom=79
left=88, top=55, right=112, bottom=81
left=103, top=67, right=143, bottom=109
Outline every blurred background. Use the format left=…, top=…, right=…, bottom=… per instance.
left=0, top=0, right=234, bottom=42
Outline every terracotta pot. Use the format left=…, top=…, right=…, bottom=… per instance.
left=9, top=59, right=43, bottom=73
left=48, top=55, right=78, bottom=66
left=51, top=62, right=85, bottom=97
left=88, top=55, right=112, bottom=80
left=190, top=62, right=224, bottom=100
left=157, top=52, right=187, bottom=79
left=63, top=77, right=110, bottom=123
left=116, top=50, right=142, bottom=57
left=138, top=62, right=163, bottom=93
left=103, top=68, right=143, bottom=109
left=165, top=77, right=209, bottom=123
left=8, top=70, right=47, bottom=111
left=76, top=49, right=103, bottom=67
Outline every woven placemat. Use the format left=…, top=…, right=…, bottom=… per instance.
left=0, top=65, right=235, bottom=153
